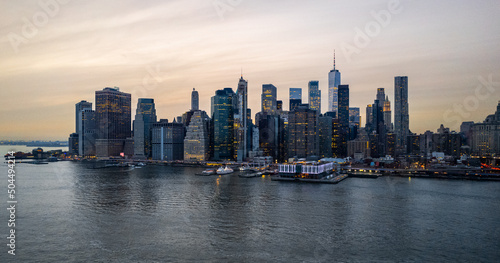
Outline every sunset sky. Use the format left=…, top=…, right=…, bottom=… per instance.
left=1, top=0, right=499, bottom=140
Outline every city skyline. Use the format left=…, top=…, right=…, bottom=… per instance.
left=1, top=0, right=499, bottom=140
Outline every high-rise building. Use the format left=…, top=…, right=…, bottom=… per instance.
left=259, top=113, right=285, bottom=162
left=191, top=88, right=199, bottom=111
left=365, top=104, right=373, bottom=129
left=95, top=87, right=132, bottom=157
left=349, top=107, right=360, bottom=141
left=277, top=100, right=283, bottom=111
left=394, top=76, right=409, bottom=156
left=308, top=81, right=321, bottom=113
left=75, top=100, right=94, bottom=156
left=211, top=88, right=235, bottom=160
left=383, top=96, right=392, bottom=131
left=133, top=98, right=157, bottom=159
left=471, top=101, right=500, bottom=155
left=78, top=108, right=97, bottom=156
left=288, top=105, right=319, bottom=158
left=376, top=88, right=385, bottom=103
left=460, top=121, right=474, bottom=146
left=152, top=119, right=185, bottom=161
left=234, top=76, right=249, bottom=162
left=337, top=85, right=349, bottom=156
left=68, top=133, right=79, bottom=155
left=290, top=88, right=302, bottom=100
left=328, top=51, right=341, bottom=113
left=261, top=84, right=277, bottom=113
left=184, top=110, right=210, bottom=161
left=349, top=107, right=360, bottom=128
left=370, top=99, right=386, bottom=157
left=75, top=100, right=92, bottom=133
left=348, top=127, right=371, bottom=160
left=319, top=114, right=333, bottom=158
left=289, top=88, right=302, bottom=111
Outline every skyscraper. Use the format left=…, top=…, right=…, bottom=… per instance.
left=308, top=81, right=321, bottom=113
left=383, top=96, right=392, bottom=131
left=349, top=107, right=360, bottom=128
left=376, top=88, right=386, bottom=104
left=75, top=100, right=92, bottom=133
left=288, top=105, right=319, bottom=158
left=277, top=100, right=283, bottom=111
left=75, top=100, right=93, bottom=156
left=328, top=51, right=341, bottom=113
left=289, top=88, right=302, bottom=111
left=365, top=104, right=373, bottom=129
left=394, top=76, right=409, bottom=156
left=95, top=87, right=132, bottom=157
left=191, top=88, right=199, bottom=111
left=319, top=114, right=333, bottom=158
left=371, top=99, right=386, bottom=157
left=78, top=108, right=97, bottom=156
left=337, top=84, right=349, bottom=156
left=211, top=88, right=235, bottom=160
left=234, top=76, right=249, bottom=162
left=152, top=119, right=185, bottom=161
left=133, top=98, right=157, bottom=159
left=261, top=84, right=277, bottom=113
left=259, top=113, right=285, bottom=162
left=184, top=110, right=210, bottom=161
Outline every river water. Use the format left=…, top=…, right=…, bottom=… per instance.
left=0, top=159, right=499, bottom=262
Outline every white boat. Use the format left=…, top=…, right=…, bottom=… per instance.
left=200, top=169, right=216, bottom=176
left=239, top=165, right=251, bottom=171
left=217, top=166, right=234, bottom=175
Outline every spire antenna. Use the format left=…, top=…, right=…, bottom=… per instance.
left=333, top=49, right=336, bottom=70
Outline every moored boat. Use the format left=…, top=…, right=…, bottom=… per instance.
left=198, top=169, right=216, bottom=176
left=239, top=165, right=251, bottom=171
left=217, top=166, right=234, bottom=175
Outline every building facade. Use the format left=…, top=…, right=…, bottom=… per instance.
left=308, top=81, right=321, bottom=113
left=262, top=84, right=277, bottom=113
left=184, top=111, right=210, bottom=161
left=191, top=88, right=199, bottom=111
left=394, top=76, right=409, bottom=156
left=95, top=87, right=132, bottom=157
left=133, top=98, right=157, bottom=159
left=152, top=120, right=185, bottom=161
left=211, top=88, right=235, bottom=160
left=289, top=88, right=302, bottom=111
left=383, top=96, right=392, bottom=132
left=471, top=102, right=500, bottom=155
left=234, top=77, right=249, bottom=162
left=79, top=108, right=97, bottom=156
left=287, top=106, right=319, bottom=158
left=337, top=84, right=349, bottom=157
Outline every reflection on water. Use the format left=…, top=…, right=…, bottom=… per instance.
left=0, top=161, right=499, bottom=262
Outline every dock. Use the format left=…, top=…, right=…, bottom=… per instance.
left=271, top=173, right=348, bottom=184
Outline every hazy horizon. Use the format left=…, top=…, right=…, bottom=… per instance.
left=1, top=0, right=499, bottom=140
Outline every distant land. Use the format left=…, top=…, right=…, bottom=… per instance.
left=0, top=140, right=68, bottom=147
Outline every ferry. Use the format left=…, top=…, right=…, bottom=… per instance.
left=217, top=166, right=234, bottom=175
